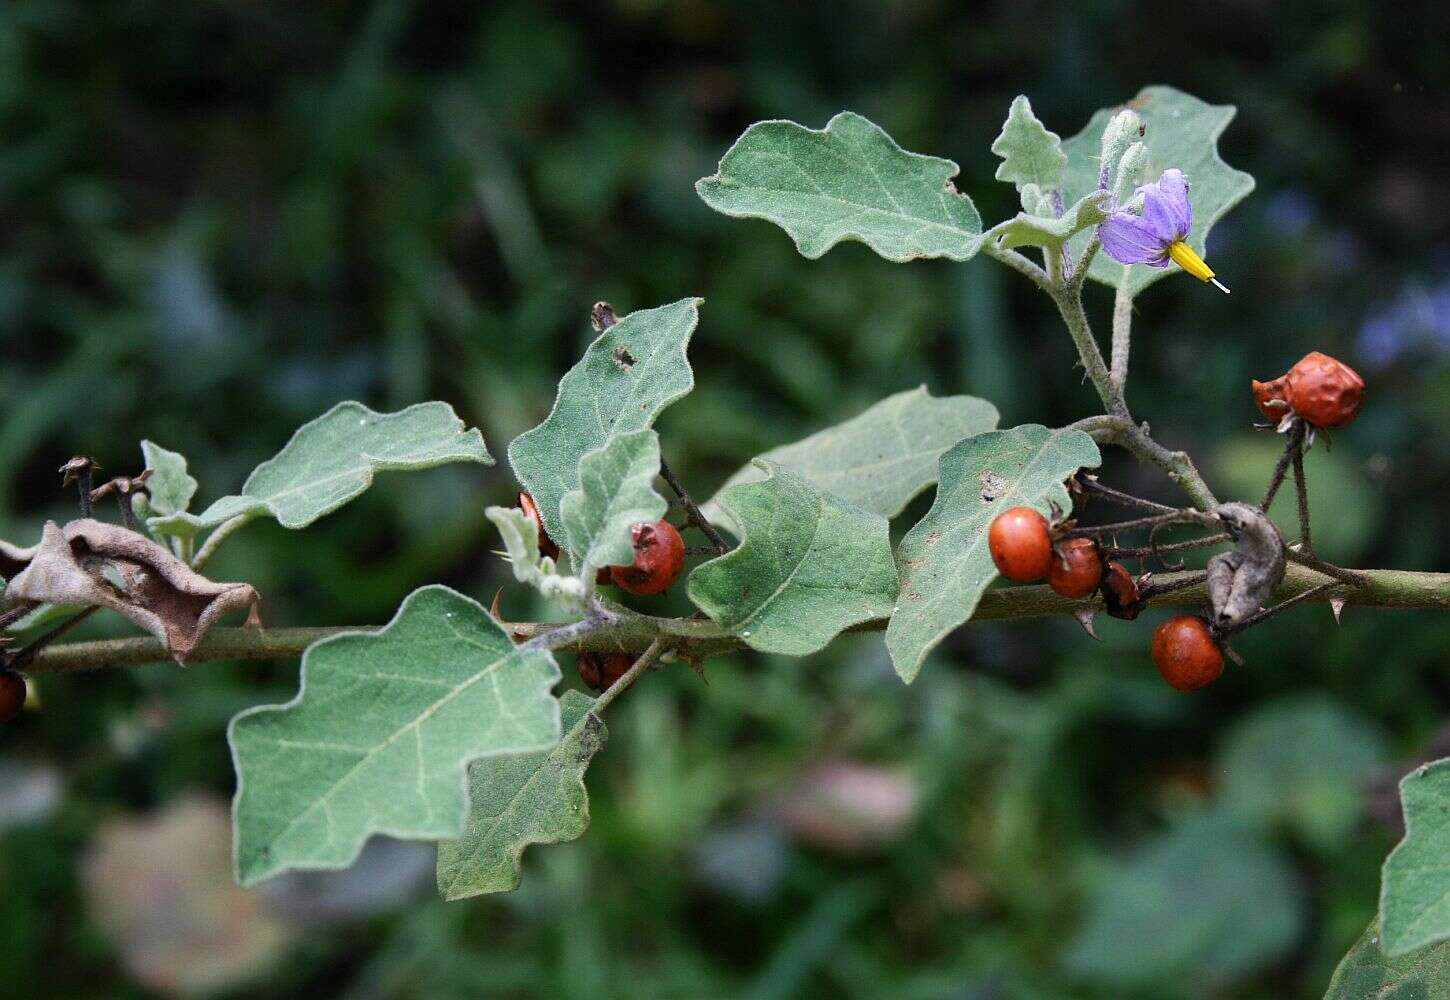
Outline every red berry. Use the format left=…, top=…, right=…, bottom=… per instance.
left=577, top=651, right=633, bottom=692
left=1100, top=561, right=1146, bottom=620
left=0, top=670, right=26, bottom=723
left=1048, top=538, right=1104, bottom=598
left=609, top=520, right=685, bottom=595
left=988, top=507, right=1053, bottom=582
left=518, top=491, right=559, bottom=561
left=1151, top=616, right=1225, bottom=691
left=1251, top=375, right=1291, bottom=422
left=1284, top=351, right=1364, bottom=429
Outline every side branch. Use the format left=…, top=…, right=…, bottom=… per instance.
left=23, top=566, right=1450, bottom=674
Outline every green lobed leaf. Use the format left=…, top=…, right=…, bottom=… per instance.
left=1218, top=694, right=1389, bottom=852
left=1380, top=758, right=1450, bottom=956
left=560, top=429, right=668, bottom=578
left=509, top=298, right=699, bottom=543
left=1061, top=85, right=1255, bottom=297
left=885, top=425, right=1100, bottom=683
left=229, top=586, right=561, bottom=886
left=990, top=95, right=1067, bottom=191
left=986, top=190, right=1111, bottom=252
left=696, top=112, right=985, bottom=263
left=688, top=463, right=898, bottom=656
left=486, top=506, right=586, bottom=607
left=138, top=440, right=198, bottom=518
left=1326, top=918, right=1450, bottom=999
left=1065, top=812, right=1305, bottom=989
left=151, top=402, right=492, bottom=537
left=436, top=690, right=606, bottom=900
left=703, top=386, right=999, bottom=527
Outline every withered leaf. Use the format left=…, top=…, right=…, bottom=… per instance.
left=1, top=519, right=259, bottom=663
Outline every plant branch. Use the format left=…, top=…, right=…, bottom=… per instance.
left=1051, top=288, right=1125, bottom=416
left=1078, top=415, right=1220, bottom=510
left=192, top=512, right=258, bottom=570
left=658, top=456, right=730, bottom=555
left=24, top=565, right=1449, bottom=674
left=982, top=242, right=1052, bottom=293
left=590, top=637, right=667, bottom=715
left=1110, top=282, right=1134, bottom=390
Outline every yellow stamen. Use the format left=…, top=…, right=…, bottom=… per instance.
left=1168, top=240, right=1229, bottom=293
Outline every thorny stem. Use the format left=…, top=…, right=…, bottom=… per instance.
left=1286, top=548, right=1368, bottom=588
left=659, top=456, right=731, bottom=555
left=1065, top=510, right=1217, bottom=539
left=1260, top=420, right=1304, bottom=510
left=1110, top=281, right=1134, bottom=390
left=1216, top=581, right=1344, bottom=637
left=1292, top=446, right=1312, bottom=552
left=1105, top=533, right=1231, bottom=560
left=1078, top=476, right=1179, bottom=515
left=6, top=607, right=100, bottom=671
left=590, top=637, right=667, bottom=715
left=22, top=565, right=1450, bottom=674
left=1141, top=571, right=1210, bottom=598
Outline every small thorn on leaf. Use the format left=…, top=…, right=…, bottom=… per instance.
left=1072, top=608, right=1101, bottom=641
left=1330, top=597, right=1346, bottom=624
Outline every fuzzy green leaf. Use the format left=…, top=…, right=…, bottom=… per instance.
left=885, top=425, right=1100, bottom=683
left=990, top=95, right=1067, bottom=191
left=1326, top=918, right=1450, bottom=999
left=987, top=190, right=1110, bottom=252
left=151, top=402, right=492, bottom=537
left=230, top=586, right=561, bottom=886
left=697, top=112, right=985, bottom=263
left=509, top=299, right=699, bottom=543
left=688, top=464, right=898, bottom=656
left=486, top=507, right=586, bottom=607
left=1061, top=85, right=1255, bottom=297
left=436, top=690, right=606, bottom=900
left=561, top=430, right=667, bottom=578
left=1380, top=758, right=1450, bottom=956
left=1065, top=813, right=1304, bottom=989
left=138, top=440, right=198, bottom=518
left=704, top=386, right=999, bottom=526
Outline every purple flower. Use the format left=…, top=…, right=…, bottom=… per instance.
left=1097, top=169, right=1229, bottom=293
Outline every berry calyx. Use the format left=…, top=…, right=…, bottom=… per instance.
left=517, top=491, right=559, bottom=561
left=609, top=520, right=686, bottom=595
left=1151, top=616, right=1225, bottom=691
left=578, top=651, right=633, bottom=692
left=1100, top=560, right=1146, bottom=620
left=988, top=507, right=1054, bottom=583
left=0, top=670, right=27, bottom=723
left=1048, top=538, right=1104, bottom=598
left=1251, top=375, right=1290, bottom=422
left=1284, top=351, right=1364, bottom=429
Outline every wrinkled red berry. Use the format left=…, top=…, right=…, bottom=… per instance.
left=1251, top=375, right=1291, bottom=422
left=1100, top=561, right=1146, bottom=620
left=609, top=520, right=686, bottom=595
left=988, top=507, right=1053, bottom=583
left=1048, top=538, right=1104, bottom=598
left=1285, top=351, right=1364, bottom=429
left=1151, top=616, right=1224, bottom=691
left=518, top=491, right=559, bottom=561
left=577, top=651, right=633, bottom=692
left=0, top=670, right=27, bottom=723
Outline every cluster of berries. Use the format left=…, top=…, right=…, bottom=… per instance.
left=987, top=506, right=1218, bottom=689
left=517, top=490, right=687, bottom=692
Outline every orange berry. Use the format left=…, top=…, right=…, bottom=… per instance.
left=1100, top=560, right=1146, bottom=620
left=988, top=507, right=1054, bottom=583
left=609, top=520, right=686, bottom=595
left=1151, top=616, right=1225, bottom=691
left=1285, top=351, right=1364, bottom=429
left=1048, top=538, right=1104, bottom=598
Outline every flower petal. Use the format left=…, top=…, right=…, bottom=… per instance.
left=1141, top=168, right=1193, bottom=243
left=1097, top=212, right=1171, bottom=266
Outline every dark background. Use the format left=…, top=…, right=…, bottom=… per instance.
left=2, top=1, right=1449, bottom=997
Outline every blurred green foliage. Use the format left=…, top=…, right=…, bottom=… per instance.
left=2, top=1, right=1450, bottom=997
